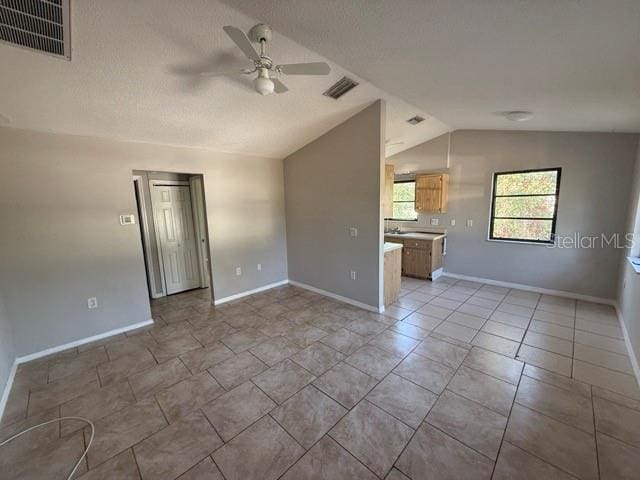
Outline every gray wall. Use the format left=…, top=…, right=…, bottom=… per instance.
left=617, top=138, right=640, bottom=368
left=391, top=132, right=450, bottom=174
left=284, top=101, right=385, bottom=309
left=0, top=127, right=288, bottom=356
left=0, top=290, right=15, bottom=408
left=388, top=130, right=639, bottom=299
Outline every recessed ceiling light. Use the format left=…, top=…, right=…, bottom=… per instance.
left=0, top=113, right=10, bottom=125
left=504, top=111, right=533, bottom=122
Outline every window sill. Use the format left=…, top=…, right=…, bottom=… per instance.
left=627, top=256, right=640, bottom=274
left=487, top=238, right=553, bottom=247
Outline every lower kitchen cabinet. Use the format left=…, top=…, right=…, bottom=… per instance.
left=385, top=235, right=444, bottom=280
left=403, top=247, right=429, bottom=278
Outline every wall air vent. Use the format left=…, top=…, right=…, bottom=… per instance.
left=407, top=116, right=425, bottom=125
left=323, top=76, right=359, bottom=100
left=0, top=0, right=71, bottom=59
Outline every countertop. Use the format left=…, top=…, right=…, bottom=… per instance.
left=384, top=242, right=403, bottom=253
left=384, top=232, right=446, bottom=240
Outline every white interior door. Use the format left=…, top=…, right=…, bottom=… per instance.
left=153, top=185, right=200, bottom=295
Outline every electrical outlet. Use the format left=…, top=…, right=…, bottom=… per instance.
left=450, top=219, right=456, bottom=226
left=430, top=218, right=439, bottom=226
left=87, top=297, right=98, bottom=309
left=350, top=270, right=357, bottom=281
left=235, top=267, right=242, bottom=276
left=349, top=227, right=358, bottom=237
left=466, top=219, right=473, bottom=227
left=257, top=264, right=262, bottom=271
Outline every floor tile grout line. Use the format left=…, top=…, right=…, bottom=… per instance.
left=490, top=325, right=531, bottom=479
left=389, top=329, right=479, bottom=477
left=6, top=282, right=628, bottom=478
left=590, top=384, right=602, bottom=480
left=129, top=445, right=145, bottom=480
left=209, top=453, right=229, bottom=480
left=301, top=329, right=430, bottom=477
left=513, top=292, right=543, bottom=362
left=511, top=397, right=595, bottom=437
left=325, top=394, right=407, bottom=480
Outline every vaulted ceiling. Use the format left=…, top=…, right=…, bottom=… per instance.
left=227, top=0, right=640, bottom=133
left=1, top=0, right=638, bottom=161
left=0, top=0, right=447, bottom=159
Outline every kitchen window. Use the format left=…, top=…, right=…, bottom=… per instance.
left=489, top=168, right=561, bottom=244
left=392, top=180, right=418, bottom=221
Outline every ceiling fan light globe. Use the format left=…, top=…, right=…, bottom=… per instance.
left=254, top=76, right=275, bottom=95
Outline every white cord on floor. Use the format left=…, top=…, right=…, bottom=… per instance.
left=0, top=416, right=95, bottom=480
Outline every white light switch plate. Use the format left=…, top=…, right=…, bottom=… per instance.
left=119, top=214, right=135, bottom=225
left=349, top=227, right=358, bottom=237
left=430, top=218, right=439, bottom=226
left=87, top=297, right=98, bottom=309
left=467, top=219, right=473, bottom=227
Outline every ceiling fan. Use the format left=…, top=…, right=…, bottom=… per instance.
left=201, top=23, right=331, bottom=95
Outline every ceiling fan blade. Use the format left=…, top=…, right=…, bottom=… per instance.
left=199, top=69, right=251, bottom=77
left=223, top=25, right=261, bottom=62
left=277, top=62, right=331, bottom=75
left=272, top=78, right=289, bottom=94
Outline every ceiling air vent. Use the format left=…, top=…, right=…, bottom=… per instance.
left=323, top=76, right=359, bottom=100
left=407, top=116, right=425, bottom=125
left=0, top=0, right=71, bottom=59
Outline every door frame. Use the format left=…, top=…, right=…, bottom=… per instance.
left=150, top=180, right=195, bottom=296
left=189, top=176, right=210, bottom=288
left=133, top=175, right=164, bottom=298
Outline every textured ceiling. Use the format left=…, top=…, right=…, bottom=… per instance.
left=0, top=0, right=448, bottom=158
left=226, top=0, right=640, bottom=133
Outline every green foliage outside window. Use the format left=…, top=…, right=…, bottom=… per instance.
left=392, top=181, right=417, bottom=220
left=490, top=169, right=561, bottom=243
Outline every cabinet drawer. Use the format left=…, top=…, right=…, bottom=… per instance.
left=384, top=237, right=404, bottom=245
left=404, top=239, right=430, bottom=250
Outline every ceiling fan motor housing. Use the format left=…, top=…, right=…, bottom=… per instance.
left=248, top=24, right=272, bottom=44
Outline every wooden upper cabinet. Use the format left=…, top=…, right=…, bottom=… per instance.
left=415, top=173, right=449, bottom=213
left=384, top=164, right=395, bottom=219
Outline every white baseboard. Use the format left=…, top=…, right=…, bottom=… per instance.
left=614, top=303, right=640, bottom=389
left=0, top=318, right=154, bottom=423
left=214, top=280, right=289, bottom=305
left=0, top=360, right=18, bottom=425
left=430, top=268, right=444, bottom=281
left=443, top=272, right=615, bottom=306
left=15, top=319, right=155, bottom=364
left=288, top=280, right=381, bottom=313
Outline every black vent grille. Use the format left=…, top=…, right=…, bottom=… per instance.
left=0, top=0, right=70, bottom=59
left=407, top=116, right=425, bottom=125
left=323, top=76, right=359, bottom=100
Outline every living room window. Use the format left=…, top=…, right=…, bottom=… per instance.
left=489, top=168, right=561, bottom=243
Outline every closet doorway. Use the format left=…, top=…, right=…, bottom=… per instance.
left=132, top=171, right=213, bottom=300
left=152, top=184, right=200, bottom=294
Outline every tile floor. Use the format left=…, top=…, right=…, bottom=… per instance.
left=1, top=277, right=640, bottom=479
